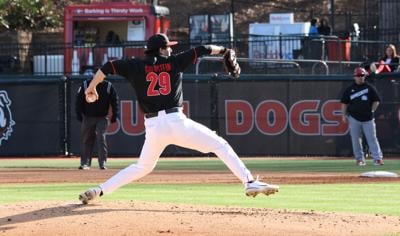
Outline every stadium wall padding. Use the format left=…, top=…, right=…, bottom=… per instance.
left=0, top=74, right=399, bottom=156
left=0, top=78, right=65, bottom=155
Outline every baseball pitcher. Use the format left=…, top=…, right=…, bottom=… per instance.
left=79, top=34, right=279, bottom=204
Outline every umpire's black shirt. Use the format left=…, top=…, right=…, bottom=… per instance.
left=340, top=82, right=381, bottom=122
left=76, top=79, right=119, bottom=118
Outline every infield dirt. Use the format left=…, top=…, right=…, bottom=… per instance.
left=0, top=168, right=400, bottom=235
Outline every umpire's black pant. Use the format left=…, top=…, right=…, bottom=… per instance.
left=80, top=116, right=108, bottom=167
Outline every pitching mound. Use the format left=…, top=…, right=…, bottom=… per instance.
left=1, top=201, right=400, bottom=236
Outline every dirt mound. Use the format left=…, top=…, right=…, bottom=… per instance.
left=1, top=201, right=399, bottom=236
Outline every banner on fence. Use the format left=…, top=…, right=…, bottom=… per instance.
left=0, top=75, right=398, bottom=157
left=0, top=80, right=63, bottom=155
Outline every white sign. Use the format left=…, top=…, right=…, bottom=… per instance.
left=127, top=20, right=146, bottom=41
left=248, top=22, right=309, bottom=60
left=74, top=8, right=144, bottom=15
left=269, top=13, right=294, bottom=24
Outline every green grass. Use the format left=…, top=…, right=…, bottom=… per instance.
left=0, top=182, right=399, bottom=216
left=1, top=158, right=399, bottom=216
left=0, top=158, right=399, bottom=173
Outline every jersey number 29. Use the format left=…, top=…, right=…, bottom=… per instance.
left=146, top=72, right=171, bottom=96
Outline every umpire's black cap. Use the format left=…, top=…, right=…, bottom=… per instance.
left=145, top=34, right=177, bottom=53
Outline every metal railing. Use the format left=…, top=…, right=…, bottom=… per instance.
left=0, top=35, right=399, bottom=76
left=196, top=57, right=365, bottom=75
left=196, top=57, right=305, bottom=75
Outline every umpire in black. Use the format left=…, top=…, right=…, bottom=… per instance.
left=76, top=79, right=119, bottom=170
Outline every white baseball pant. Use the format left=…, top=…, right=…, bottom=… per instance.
left=100, top=109, right=254, bottom=194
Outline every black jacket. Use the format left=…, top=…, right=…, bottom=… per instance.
left=75, top=79, right=119, bottom=121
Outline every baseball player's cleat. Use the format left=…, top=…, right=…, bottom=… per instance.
left=245, top=178, right=279, bottom=198
left=356, top=160, right=366, bottom=166
left=78, top=165, right=90, bottom=170
left=373, top=159, right=384, bottom=166
left=79, top=187, right=102, bottom=204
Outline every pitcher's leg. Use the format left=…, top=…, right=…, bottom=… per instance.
left=100, top=135, right=166, bottom=194
left=362, top=119, right=383, bottom=160
left=348, top=116, right=364, bottom=161
left=171, top=117, right=254, bottom=183
left=213, top=141, right=254, bottom=183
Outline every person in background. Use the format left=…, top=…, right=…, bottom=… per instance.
left=317, top=18, right=332, bottom=36
left=309, top=18, right=319, bottom=37
left=341, top=67, right=383, bottom=166
left=105, top=31, right=121, bottom=45
left=370, top=44, right=400, bottom=74
left=76, top=79, right=119, bottom=170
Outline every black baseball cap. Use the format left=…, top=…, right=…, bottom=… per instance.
left=145, top=34, right=178, bottom=52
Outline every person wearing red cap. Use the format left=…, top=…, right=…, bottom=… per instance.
left=78, top=33, right=279, bottom=204
left=341, top=67, right=383, bottom=166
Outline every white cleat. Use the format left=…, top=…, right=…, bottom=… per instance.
left=245, top=178, right=279, bottom=198
left=79, top=187, right=102, bottom=204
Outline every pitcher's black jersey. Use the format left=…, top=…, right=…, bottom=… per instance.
left=100, top=46, right=211, bottom=113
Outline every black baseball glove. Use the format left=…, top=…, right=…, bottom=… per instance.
left=223, top=49, right=241, bottom=79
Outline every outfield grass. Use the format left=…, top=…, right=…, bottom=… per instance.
left=0, top=158, right=399, bottom=173
left=0, top=182, right=399, bottom=216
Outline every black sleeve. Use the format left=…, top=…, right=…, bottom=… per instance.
left=110, top=84, right=119, bottom=119
left=100, top=60, right=130, bottom=78
left=75, top=83, right=85, bottom=120
left=175, top=46, right=213, bottom=71
left=340, top=88, right=350, bottom=104
left=391, top=57, right=399, bottom=71
left=369, top=84, right=382, bottom=102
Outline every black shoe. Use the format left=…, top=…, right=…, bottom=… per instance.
left=99, top=166, right=107, bottom=170
left=79, top=165, right=90, bottom=170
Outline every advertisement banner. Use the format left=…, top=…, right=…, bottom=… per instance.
left=217, top=78, right=399, bottom=156
left=218, top=80, right=291, bottom=155
left=287, top=80, right=351, bottom=155
left=373, top=78, right=400, bottom=152
left=0, top=75, right=398, bottom=157
left=0, top=80, right=63, bottom=156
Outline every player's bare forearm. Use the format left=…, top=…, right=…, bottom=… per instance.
left=341, top=103, right=348, bottom=115
left=341, top=103, right=348, bottom=123
left=89, top=70, right=106, bottom=89
left=208, top=45, right=227, bottom=55
left=85, top=69, right=106, bottom=101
